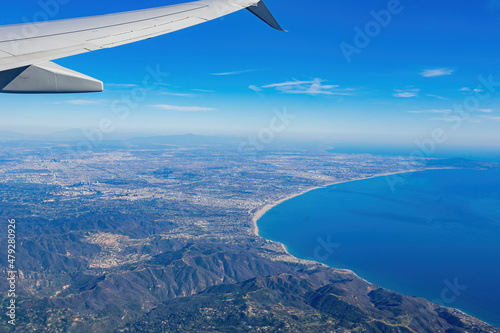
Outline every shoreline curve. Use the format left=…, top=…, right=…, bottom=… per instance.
left=252, top=169, right=425, bottom=237
left=250, top=167, right=498, bottom=328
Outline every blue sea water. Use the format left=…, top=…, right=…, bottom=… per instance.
left=258, top=169, right=500, bottom=328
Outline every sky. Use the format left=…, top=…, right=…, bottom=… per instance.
left=1, top=0, right=500, bottom=152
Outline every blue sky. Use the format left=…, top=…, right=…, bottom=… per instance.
left=2, top=0, right=500, bottom=150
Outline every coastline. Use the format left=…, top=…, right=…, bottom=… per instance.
left=250, top=167, right=499, bottom=329
left=251, top=169, right=424, bottom=237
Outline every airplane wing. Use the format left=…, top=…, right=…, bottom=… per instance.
left=0, top=0, right=284, bottom=94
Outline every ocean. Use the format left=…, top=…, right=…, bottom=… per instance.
left=258, top=169, right=500, bottom=327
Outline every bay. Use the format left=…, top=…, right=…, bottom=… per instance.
left=258, top=169, right=500, bottom=327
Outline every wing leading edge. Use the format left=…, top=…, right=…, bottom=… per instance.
left=0, top=0, right=284, bottom=94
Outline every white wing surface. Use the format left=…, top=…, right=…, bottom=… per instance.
left=0, top=0, right=283, bottom=93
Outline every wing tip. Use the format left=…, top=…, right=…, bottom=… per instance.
left=247, top=1, right=286, bottom=32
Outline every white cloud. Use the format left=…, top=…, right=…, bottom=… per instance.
left=191, top=89, right=215, bottom=93
left=426, top=117, right=479, bottom=123
left=421, top=68, right=455, bottom=77
left=151, top=104, right=216, bottom=112
left=261, top=79, right=353, bottom=95
left=211, top=69, right=256, bottom=76
left=457, top=87, right=484, bottom=94
left=394, top=88, right=420, bottom=98
left=426, top=94, right=449, bottom=100
left=408, top=109, right=451, bottom=114
left=249, top=85, right=263, bottom=92
left=394, top=92, right=417, bottom=98
left=477, top=108, right=493, bottom=113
